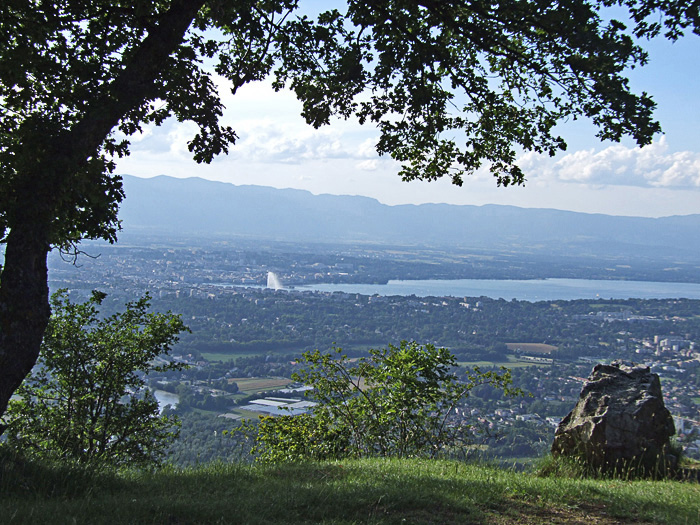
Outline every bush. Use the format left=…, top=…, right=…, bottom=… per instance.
left=3, top=290, right=188, bottom=468
left=238, top=341, right=521, bottom=462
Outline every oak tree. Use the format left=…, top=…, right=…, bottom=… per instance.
left=1, top=1, right=698, bottom=424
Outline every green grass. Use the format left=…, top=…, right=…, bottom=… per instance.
left=232, top=377, right=294, bottom=393
left=200, top=350, right=299, bottom=362
left=2, top=451, right=699, bottom=524
left=458, top=355, right=548, bottom=369
left=200, top=352, right=240, bottom=363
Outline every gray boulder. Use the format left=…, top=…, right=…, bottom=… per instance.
left=552, top=361, right=675, bottom=475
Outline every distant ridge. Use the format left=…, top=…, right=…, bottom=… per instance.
left=119, top=175, right=700, bottom=259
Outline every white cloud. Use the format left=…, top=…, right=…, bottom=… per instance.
left=127, top=126, right=153, bottom=143
left=126, top=119, right=196, bottom=156
left=230, top=121, right=352, bottom=163
left=356, top=159, right=378, bottom=171
left=124, top=77, right=384, bottom=165
left=357, top=138, right=379, bottom=158
left=520, top=137, right=700, bottom=190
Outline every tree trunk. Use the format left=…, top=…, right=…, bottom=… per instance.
left=0, top=221, right=51, bottom=432
left=0, top=0, right=207, bottom=432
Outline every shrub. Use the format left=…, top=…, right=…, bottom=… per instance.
left=3, top=290, right=188, bottom=468
left=239, top=341, right=520, bottom=462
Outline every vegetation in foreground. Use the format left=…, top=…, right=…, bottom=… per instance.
left=2, top=448, right=699, bottom=525
left=3, top=291, right=187, bottom=468
left=2, top=295, right=697, bottom=524
left=237, top=341, right=519, bottom=463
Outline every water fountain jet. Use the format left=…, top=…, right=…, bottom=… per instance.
left=266, top=271, right=283, bottom=290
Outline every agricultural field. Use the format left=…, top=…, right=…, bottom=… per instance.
left=505, top=343, right=558, bottom=354
left=200, top=348, right=301, bottom=363
left=231, top=377, right=293, bottom=394
left=458, top=356, right=546, bottom=369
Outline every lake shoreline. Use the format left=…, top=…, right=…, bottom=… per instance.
left=291, top=277, right=700, bottom=301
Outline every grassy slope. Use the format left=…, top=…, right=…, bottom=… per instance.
left=2, top=455, right=699, bottom=524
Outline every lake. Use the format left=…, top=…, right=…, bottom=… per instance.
left=295, top=278, right=700, bottom=301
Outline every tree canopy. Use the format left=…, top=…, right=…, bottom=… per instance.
left=1, top=0, right=698, bottom=422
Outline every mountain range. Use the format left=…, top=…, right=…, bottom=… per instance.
left=119, top=175, right=700, bottom=260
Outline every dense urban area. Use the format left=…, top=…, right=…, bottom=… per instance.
left=48, top=235, right=700, bottom=466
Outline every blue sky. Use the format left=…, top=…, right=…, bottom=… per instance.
left=115, top=6, right=700, bottom=218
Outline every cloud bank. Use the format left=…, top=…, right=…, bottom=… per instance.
left=520, top=137, right=700, bottom=190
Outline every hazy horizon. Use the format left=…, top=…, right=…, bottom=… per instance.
left=114, top=28, right=700, bottom=219
left=120, top=173, right=700, bottom=219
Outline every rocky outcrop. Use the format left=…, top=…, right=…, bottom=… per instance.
left=552, top=361, right=675, bottom=475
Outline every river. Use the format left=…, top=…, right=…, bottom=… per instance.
left=153, top=389, right=179, bottom=412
